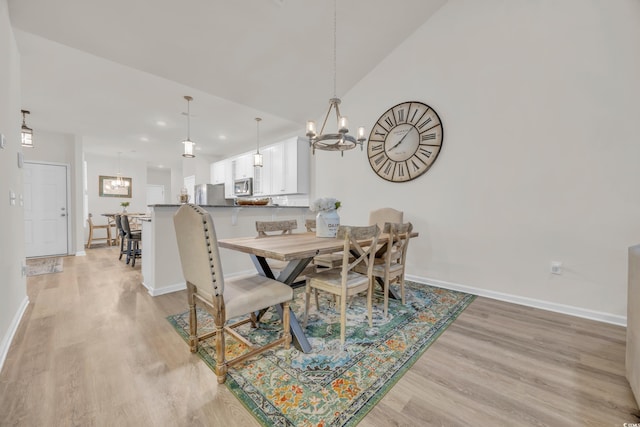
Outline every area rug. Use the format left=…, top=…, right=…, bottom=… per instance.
left=26, top=257, right=64, bottom=276
left=168, top=281, right=475, bottom=426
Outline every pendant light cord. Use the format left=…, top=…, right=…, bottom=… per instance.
left=333, top=0, right=337, bottom=98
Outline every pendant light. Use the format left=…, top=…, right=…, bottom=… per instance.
left=305, top=0, right=366, bottom=156
left=253, top=117, right=263, bottom=167
left=182, top=95, right=195, bottom=158
left=21, top=110, right=34, bottom=148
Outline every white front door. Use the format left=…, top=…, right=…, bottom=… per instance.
left=24, top=162, right=69, bottom=257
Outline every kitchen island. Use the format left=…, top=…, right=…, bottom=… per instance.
left=141, top=204, right=311, bottom=296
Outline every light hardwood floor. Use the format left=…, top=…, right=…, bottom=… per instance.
left=1, top=246, right=638, bottom=426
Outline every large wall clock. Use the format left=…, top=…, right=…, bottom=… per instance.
left=367, top=101, right=443, bottom=182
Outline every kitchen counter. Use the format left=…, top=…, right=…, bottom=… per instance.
left=150, top=204, right=309, bottom=209
left=141, top=204, right=313, bottom=296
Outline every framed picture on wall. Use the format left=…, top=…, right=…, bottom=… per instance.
left=99, top=175, right=132, bottom=198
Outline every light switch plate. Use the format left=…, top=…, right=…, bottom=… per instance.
left=0, top=133, right=6, bottom=149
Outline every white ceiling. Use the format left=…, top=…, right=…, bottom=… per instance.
left=8, top=0, right=446, bottom=170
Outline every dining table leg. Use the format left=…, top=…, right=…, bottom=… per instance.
left=250, top=255, right=313, bottom=353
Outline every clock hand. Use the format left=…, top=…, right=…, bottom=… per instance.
left=389, top=127, right=414, bottom=151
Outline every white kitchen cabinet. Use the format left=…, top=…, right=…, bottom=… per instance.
left=268, top=136, right=309, bottom=195
left=210, top=160, right=226, bottom=185
left=231, top=153, right=254, bottom=181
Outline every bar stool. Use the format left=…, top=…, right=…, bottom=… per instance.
left=121, top=215, right=142, bottom=267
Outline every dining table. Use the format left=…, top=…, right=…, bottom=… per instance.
left=218, top=230, right=418, bottom=353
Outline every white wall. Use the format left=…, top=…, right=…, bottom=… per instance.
left=147, top=167, right=172, bottom=203
left=315, top=0, right=640, bottom=320
left=85, top=152, right=148, bottom=218
left=0, top=0, right=28, bottom=370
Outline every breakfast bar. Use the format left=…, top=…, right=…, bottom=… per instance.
left=141, top=204, right=312, bottom=296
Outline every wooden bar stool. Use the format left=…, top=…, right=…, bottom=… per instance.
left=86, top=213, right=112, bottom=248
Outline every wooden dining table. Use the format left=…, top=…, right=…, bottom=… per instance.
left=218, top=230, right=418, bottom=353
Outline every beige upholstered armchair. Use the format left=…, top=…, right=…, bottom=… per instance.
left=173, top=204, right=293, bottom=384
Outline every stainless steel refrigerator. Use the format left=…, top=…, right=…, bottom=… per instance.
left=194, top=183, right=231, bottom=205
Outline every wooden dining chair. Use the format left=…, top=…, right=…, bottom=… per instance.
left=255, top=219, right=315, bottom=281
left=174, top=204, right=292, bottom=384
left=305, top=218, right=348, bottom=270
left=355, top=222, right=413, bottom=317
left=86, top=213, right=112, bottom=248
left=256, top=219, right=297, bottom=237
left=303, top=224, right=380, bottom=346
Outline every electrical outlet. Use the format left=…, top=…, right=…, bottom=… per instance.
left=551, top=261, right=563, bottom=275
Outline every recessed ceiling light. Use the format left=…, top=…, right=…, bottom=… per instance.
left=219, top=135, right=227, bottom=141
left=140, top=136, right=149, bottom=142
left=157, top=164, right=164, bottom=168
left=156, top=120, right=167, bottom=127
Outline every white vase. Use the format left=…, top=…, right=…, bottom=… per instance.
left=316, top=210, right=340, bottom=238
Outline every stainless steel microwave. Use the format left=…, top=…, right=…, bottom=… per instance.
left=233, top=178, right=253, bottom=196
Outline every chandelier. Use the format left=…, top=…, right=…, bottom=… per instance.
left=306, top=0, right=366, bottom=156
left=111, top=152, right=129, bottom=189
left=21, top=110, right=34, bottom=148
left=253, top=117, right=263, bottom=167
left=181, top=95, right=195, bottom=158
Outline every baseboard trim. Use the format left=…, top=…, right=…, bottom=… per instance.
left=406, top=274, right=627, bottom=327
left=0, top=296, right=29, bottom=374
left=142, top=281, right=186, bottom=297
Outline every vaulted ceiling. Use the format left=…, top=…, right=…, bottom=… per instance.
left=9, top=0, right=446, bottom=170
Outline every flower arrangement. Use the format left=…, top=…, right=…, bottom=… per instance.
left=120, top=202, right=130, bottom=208
left=310, top=197, right=341, bottom=212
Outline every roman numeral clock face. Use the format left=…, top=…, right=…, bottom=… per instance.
left=367, top=101, right=443, bottom=182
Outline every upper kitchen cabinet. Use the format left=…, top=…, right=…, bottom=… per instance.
left=268, top=136, right=309, bottom=195
left=211, top=160, right=226, bottom=184
left=231, top=153, right=254, bottom=181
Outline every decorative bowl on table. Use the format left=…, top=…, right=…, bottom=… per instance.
left=236, top=197, right=271, bottom=206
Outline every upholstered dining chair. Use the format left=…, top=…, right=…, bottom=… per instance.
left=303, top=224, right=380, bottom=346
left=369, top=207, right=403, bottom=232
left=121, top=215, right=141, bottom=267
left=86, top=213, right=112, bottom=248
left=355, top=222, right=413, bottom=318
left=174, top=204, right=292, bottom=384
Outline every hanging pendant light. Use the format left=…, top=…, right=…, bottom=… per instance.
left=21, top=110, right=34, bottom=148
left=182, top=96, right=195, bottom=158
left=253, top=117, right=263, bottom=167
left=305, top=0, right=366, bottom=156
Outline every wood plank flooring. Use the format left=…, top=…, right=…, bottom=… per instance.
left=0, top=246, right=638, bottom=426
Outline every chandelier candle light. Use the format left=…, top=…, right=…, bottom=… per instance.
left=306, top=0, right=366, bottom=155
left=311, top=197, right=341, bottom=238
left=182, top=95, right=195, bottom=158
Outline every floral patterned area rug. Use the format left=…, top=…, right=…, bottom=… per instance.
left=167, top=281, right=475, bottom=426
